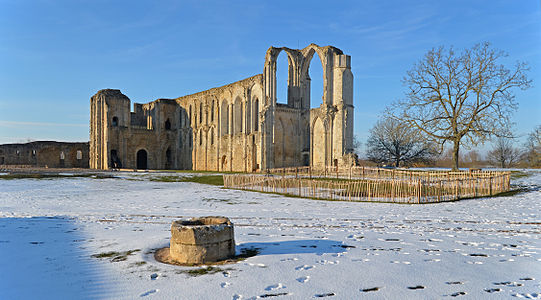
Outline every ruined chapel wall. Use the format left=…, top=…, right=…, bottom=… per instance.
left=0, top=142, right=89, bottom=168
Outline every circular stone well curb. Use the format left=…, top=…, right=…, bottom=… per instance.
left=158, top=216, right=235, bottom=265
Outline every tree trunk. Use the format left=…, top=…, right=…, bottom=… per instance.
left=452, top=141, right=460, bottom=171
left=395, top=158, right=400, bottom=168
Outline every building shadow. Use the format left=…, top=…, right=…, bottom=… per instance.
left=0, top=216, right=114, bottom=299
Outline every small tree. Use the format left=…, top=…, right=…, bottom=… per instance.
left=487, top=137, right=520, bottom=168
left=522, top=125, right=541, bottom=167
left=390, top=42, right=531, bottom=170
left=366, top=117, right=434, bottom=167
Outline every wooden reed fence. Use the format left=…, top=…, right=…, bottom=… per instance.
left=223, top=171, right=511, bottom=204
left=266, top=166, right=510, bottom=182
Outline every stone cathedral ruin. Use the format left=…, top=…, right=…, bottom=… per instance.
left=90, top=44, right=354, bottom=171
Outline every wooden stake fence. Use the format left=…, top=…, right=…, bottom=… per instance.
left=223, top=171, right=511, bottom=204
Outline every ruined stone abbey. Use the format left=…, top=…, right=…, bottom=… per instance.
left=90, top=44, right=354, bottom=171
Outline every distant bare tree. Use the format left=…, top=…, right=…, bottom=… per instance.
left=487, top=137, right=521, bottom=168
left=522, top=125, right=541, bottom=167
left=390, top=42, right=531, bottom=170
left=463, top=150, right=483, bottom=167
left=352, top=135, right=362, bottom=156
left=366, top=117, right=434, bottom=167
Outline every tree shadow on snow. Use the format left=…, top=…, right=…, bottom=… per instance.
left=237, top=239, right=353, bottom=256
left=0, top=216, right=115, bottom=299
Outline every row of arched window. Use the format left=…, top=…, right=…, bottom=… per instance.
left=182, top=97, right=260, bottom=136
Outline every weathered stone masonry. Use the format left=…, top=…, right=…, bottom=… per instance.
left=90, top=44, right=354, bottom=171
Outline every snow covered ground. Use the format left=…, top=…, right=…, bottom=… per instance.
left=0, top=170, right=540, bottom=299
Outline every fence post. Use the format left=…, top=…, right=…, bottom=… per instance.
left=417, top=179, right=421, bottom=204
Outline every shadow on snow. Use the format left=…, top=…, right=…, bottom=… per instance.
left=0, top=216, right=115, bottom=299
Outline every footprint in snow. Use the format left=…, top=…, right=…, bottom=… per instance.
left=485, top=288, right=502, bottom=293
left=280, top=258, right=298, bottom=262
left=512, top=292, right=541, bottom=299
left=297, top=276, right=310, bottom=283
left=314, top=292, right=335, bottom=297
left=316, top=260, right=339, bottom=265
left=519, top=277, right=534, bottom=281
left=265, top=283, right=286, bottom=291
left=494, top=281, right=523, bottom=287
left=360, top=287, right=381, bottom=292
left=140, top=289, right=158, bottom=297
left=221, top=282, right=231, bottom=288
left=407, top=285, right=425, bottom=290
left=391, top=261, right=411, bottom=265
left=232, top=294, right=242, bottom=300
left=295, top=265, right=315, bottom=271
left=449, top=292, right=467, bottom=297
left=445, top=281, right=464, bottom=285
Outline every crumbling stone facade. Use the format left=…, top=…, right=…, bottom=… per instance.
left=90, top=44, right=354, bottom=171
left=0, top=141, right=89, bottom=168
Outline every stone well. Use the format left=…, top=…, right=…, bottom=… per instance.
left=170, top=216, right=235, bottom=264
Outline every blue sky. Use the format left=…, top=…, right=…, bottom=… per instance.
left=0, top=0, right=539, bottom=155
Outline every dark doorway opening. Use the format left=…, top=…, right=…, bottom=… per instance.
left=110, top=150, right=122, bottom=169
left=165, top=147, right=172, bottom=169
left=136, top=149, right=148, bottom=169
left=303, top=154, right=309, bottom=166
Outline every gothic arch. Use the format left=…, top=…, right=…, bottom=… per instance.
left=233, top=97, right=242, bottom=134
left=220, top=100, right=229, bottom=135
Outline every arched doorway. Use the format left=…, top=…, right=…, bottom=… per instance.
left=136, top=149, right=147, bottom=169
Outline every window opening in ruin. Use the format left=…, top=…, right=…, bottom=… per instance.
left=165, top=118, right=171, bottom=130
left=179, top=135, right=183, bottom=148
left=210, top=127, right=214, bottom=145
left=189, top=105, right=192, bottom=124
left=199, top=129, right=203, bottom=145
left=254, top=98, right=259, bottom=131
left=211, top=100, right=215, bottom=122
left=234, top=98, right=242, bottom=134
left=32, top=149, right=36, bottom=157
left=0, top=157, right=4, bottom=164
left=112, top=116, right=119, bottom=127
left=246, top=98, right=251, bottom=134
left=276, top=51, right=289, bottom=105
left=199, top=103, right=203, bottom=124
left=136, top=149, right=147, bottom=169
left=76, top=150, right=82, bottom=160
left=60, top=151, right=65, bottom=160
left=189, top=132, right=192, bottom=148
left=309, top=52, right=324, bottom=109
left=220, top=102, right=229, bottom=135
left=16, top=150, right=20, bottom=156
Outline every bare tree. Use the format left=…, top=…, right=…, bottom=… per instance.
left=366, top=117, right=434, bottom=167
left=487, top=137, right=521, bottom=168
left=390, top=42, right=531, bottom=170
left=522, top=125, right=541, bottom=167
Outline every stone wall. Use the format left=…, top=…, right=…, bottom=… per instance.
left=0, top=141, right=89, bottom=168
left=90, top=44, right=354, bottom=171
